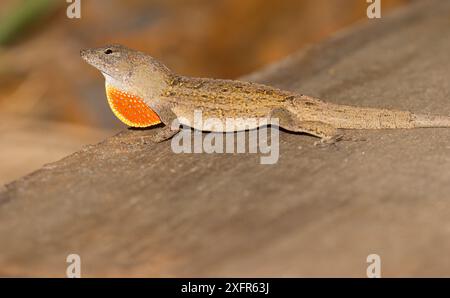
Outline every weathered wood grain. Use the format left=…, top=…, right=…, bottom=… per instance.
left=1, top=0, right=450, bottom=277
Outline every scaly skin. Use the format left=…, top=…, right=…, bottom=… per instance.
left=81, top=44, right=450, bottom=143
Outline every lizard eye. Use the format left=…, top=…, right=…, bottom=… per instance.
left=104, top=49, right=113, bottom=54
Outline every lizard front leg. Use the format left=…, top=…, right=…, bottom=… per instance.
left=149, top=104, right=181, bottom=143
left=270, top=107, right=342, bottom=143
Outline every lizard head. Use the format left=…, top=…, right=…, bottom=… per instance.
left=80, top=44, right=172, bottom=95
left=81, top=44, right=171, bottom=127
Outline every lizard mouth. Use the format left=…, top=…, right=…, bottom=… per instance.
left=105, top=83, right=161, bottom=128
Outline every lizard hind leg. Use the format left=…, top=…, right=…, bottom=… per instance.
left=270, top=108, right=342, bottom=144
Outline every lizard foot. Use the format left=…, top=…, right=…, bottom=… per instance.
left=313, top=134, right=343, bottom=148
left=148, top=127, right=180, bottom=143
left=341, top=135, right=367, bottom=142
left=121, top=127, right=180, bottom=145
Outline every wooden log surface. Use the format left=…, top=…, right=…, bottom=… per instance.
left=2, top=0, right=450, bottom=277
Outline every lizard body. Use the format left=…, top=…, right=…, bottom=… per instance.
left=81, top=44, right=450, bottom=142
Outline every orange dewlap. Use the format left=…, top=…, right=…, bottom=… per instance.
left=105, top=84, right=161, bottom=127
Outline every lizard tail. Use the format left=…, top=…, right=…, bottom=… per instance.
left=412, top=114, right=450, bottom=128
left=319, top=104, right=450, bottom=129
left=290, top=98, right=450, bottom=129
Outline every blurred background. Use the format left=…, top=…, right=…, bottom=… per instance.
left=0, top=0, right=412, bottom=184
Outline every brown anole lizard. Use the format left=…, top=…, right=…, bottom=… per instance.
left=81, top=44, right=450, bottom=143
